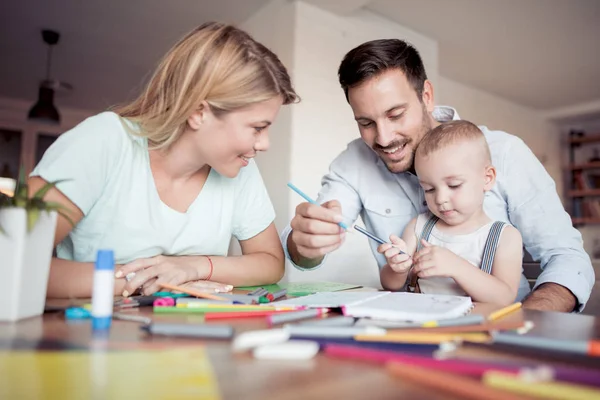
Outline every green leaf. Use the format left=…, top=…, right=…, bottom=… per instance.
left=32, top=179, right=68, bottom=201
left=43, top=202, right=76, bottom=228
left=0, top=166, right=75, bottom=233
left=27, top=208, right=39, bottom=232
left=28, top=197, right=47, bottom=210
left=0, top=192, right=13, bottom=208
left=14, top=165, right=28, bottom=202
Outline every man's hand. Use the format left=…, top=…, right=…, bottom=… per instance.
left=522, top=282, right=577, bottom=312
left=288, top=200, right=346, bottom=268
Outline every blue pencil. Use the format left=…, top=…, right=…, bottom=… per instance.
left=287, top=182, right=349, bottom=230
left=354, top=225, right=408, bottom=256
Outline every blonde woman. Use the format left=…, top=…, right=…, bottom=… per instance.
left=29, top=22, right=298, bottom=298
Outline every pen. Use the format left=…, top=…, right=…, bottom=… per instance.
left=114, top=312, right=152, bottom=324
left=287, top=182, right=349, bottom=230
left=298, top=315, right=356, bottom=327
left=248, top=288, right=265, bottom=296
left=421, top=314, right=485, bottom=328
left=353, top=225, right=408, bottom=256
left=141, top=323, right=234, bottom=339
left=492, top=332, right=600, bottom=357
left=286, top=326, right=386, bottom=338
left=268, top=308, right=329, bottom=326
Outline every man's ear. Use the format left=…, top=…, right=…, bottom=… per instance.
left=187, top=101, right=208, bottom=130
left=421, top=80, right=435, bottom=113
left=483, top=165, right=497, bottom=191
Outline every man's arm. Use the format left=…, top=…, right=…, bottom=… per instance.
left=281, top=147, right=364, bottom=270
left=498, top=135, right=595, bottom=312
left=522, top=283, right=577, bottom=312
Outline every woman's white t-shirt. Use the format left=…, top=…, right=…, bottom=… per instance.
left=32, top=112, right=275, bottom=264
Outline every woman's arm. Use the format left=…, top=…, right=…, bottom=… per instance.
left=210, top=222, right=285, bottom=286
left=28, top=177, right=127, bottom=298
left=118, top=223, right=284, bottom=296
left=452, top=226, right=523, bottom=305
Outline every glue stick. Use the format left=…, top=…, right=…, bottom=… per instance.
left=92, top=250, right=115, bottom=331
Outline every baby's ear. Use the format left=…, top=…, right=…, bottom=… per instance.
left=483, top=165, right=497, bottom=191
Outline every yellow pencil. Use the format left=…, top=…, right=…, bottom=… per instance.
left=483, top=371, right=600, bottom=400
left=487, top=302, right=522, bottom=321
left=355, top=332, right=490, bottom=344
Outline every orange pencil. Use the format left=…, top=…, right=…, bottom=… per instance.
left=158, top=282, right=229, bottom=302
left=386, top=361, right=532, bottom=400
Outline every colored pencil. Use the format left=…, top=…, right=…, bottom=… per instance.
left=386, top=361, right=523, bottom=400
left=488, top=302, right=522, bottom=321
left=325, top=344, right=600, bottom=388
left=355, top=332, right=490, bottom=344
left=204, top=310, right=297, bottom=320
left=158, top=282, right=228, bottom=301
left=287, top=182, right=349, bottom=230
left=484, top=370, right=600, bottom=400
left=154, top=306, right=299, bottom=314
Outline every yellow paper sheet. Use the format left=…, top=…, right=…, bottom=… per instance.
left=0, top=348, right=220, bottom=400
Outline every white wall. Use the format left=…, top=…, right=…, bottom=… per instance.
left=241, top=1, right=297, bottom=234
left=286, top=2, right=439, bottom=287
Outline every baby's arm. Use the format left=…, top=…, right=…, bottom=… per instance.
left=379, top=218, right=418, bottom=291
left=453, top=225, right=523, bottom=305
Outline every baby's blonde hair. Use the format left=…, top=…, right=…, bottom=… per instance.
left=113, top=22, right=299, bottom=150
left=416, top=120, right=491, bottom=163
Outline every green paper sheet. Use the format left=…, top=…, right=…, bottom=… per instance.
left=236, top=281, right=361, bottom=297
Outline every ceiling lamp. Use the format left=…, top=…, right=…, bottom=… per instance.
left=28, top=29, right=72, bottom=125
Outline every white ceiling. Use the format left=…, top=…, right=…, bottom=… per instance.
left=0, top=0, right=269, bottom=111
left=366, top=0, right=600, bottom=110
left=1, top=0, right=598, bottom=112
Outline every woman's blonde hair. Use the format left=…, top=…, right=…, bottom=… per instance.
left=114, top=22, right=299, bottom=149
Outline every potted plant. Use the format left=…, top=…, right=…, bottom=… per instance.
left=0, top=169, right=71, bottom=321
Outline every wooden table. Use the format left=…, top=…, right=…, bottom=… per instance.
left=1, top=301, right=599, bottom=400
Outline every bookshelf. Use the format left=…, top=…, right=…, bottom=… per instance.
left=568, top=130, right=600, bottom=225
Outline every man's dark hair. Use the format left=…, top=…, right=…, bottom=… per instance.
left=338, top=39, right=428, bottom=101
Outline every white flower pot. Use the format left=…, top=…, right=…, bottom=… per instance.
left=0, top=208, right=57, bottom=321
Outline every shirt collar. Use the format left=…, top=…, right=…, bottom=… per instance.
left=433, top=105, right=461, bottom=122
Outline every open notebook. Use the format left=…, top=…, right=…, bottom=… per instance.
left=274, top=291, right=473, bottom=322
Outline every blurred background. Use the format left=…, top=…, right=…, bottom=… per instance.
left=1, top=0, right=598, bottom=311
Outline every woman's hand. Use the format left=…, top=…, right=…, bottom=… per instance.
left=115, top=255, right=232, bottom=296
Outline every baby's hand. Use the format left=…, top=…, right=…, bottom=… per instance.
left=378, top=235, right=412, bottom=274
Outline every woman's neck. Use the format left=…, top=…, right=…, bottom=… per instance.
left=148, top=129, right=208, bottom=181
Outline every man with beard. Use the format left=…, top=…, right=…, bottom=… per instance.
left=281, top=39, right=594, bottom=313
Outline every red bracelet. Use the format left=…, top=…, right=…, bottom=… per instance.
left=204, top=255, right=213, bottom=281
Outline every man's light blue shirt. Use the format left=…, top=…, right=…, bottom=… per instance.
left=281, top=106, right=595, bottom=310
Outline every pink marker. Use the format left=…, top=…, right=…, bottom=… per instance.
left=153, top=297, right=175, bottom=307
